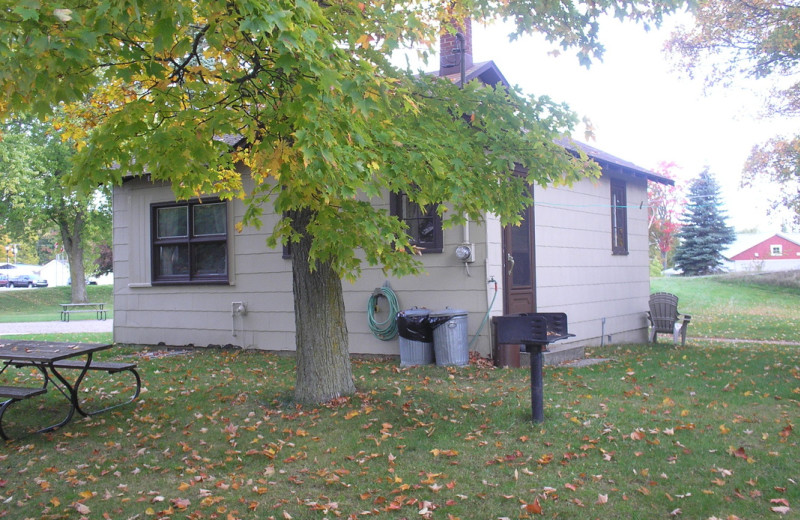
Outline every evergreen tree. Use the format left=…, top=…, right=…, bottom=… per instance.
left=674, top=169, right=736, bottom=275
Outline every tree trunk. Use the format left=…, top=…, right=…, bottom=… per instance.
left=59, top=214, right=88, bottom=303
left=290, top=207, right=356, bottom=404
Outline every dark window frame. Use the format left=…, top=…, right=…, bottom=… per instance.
left=610, top=179, right=628, bottom=255
left=390, top=192, right=443, bottom=254
left=151, top=198, right=229, bottom=285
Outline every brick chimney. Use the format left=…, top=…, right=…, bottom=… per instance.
left=439, top=18, right=473, bottom=77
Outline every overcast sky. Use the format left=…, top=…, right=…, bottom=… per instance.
left=407, top=15, right=796, bottom=233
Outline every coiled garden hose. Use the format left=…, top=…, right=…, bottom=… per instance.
left=367, top=284, right=400, bottom=341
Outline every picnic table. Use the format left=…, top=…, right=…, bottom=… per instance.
left=60, top=302, right=107, bottom=322
left=0, top=340, right=140, bottom=440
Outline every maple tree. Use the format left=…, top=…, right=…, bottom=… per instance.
left=666, top=0, right=800, bottom=224
left=0, top=117, right=111, bottom=302
left=0, top=0, right=683, bottom=403
left=648, top=161, right=683, bottom=270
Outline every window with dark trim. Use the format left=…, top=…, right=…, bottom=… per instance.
left=610, top=180, right=628, bottom=255
left=390, top=192, right=443, bottom=253
left=151, top=199, right=229, bottom=284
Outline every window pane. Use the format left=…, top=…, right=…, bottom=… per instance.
left=194, top=203, right=226, bottom=236
left=510, top=223, right=531, bottom=286
left=192, top=242, right=227, bottom=276
left=611, top=181, right=627, bottom=254
left=391, top=191, right=442, bottom=253
left=158, top=244, right=189, bottom=275
left=157, top=207, right=188, bottom=238
left=418, top=217, right=435, bottom=243
left=403, top=196, right=423, bottom=220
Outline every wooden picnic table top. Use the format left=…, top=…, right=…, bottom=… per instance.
left=0, top=340, right=112, bottom=363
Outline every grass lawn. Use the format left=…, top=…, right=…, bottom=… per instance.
left=0, top=274, right=798, bottom=519
left=0, top=285, right=113, bottom=323
left=651, top=273, right=800, bottom=342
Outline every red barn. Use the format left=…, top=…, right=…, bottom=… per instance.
left=723, top=233, right=800, bottom=272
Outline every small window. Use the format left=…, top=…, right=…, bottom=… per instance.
left=610, top=180, right=628, bottom=255
left=770, top=245, right=783, bottom=256
left=390, top=192, right=443, bottom=253
left=151, top=199, right=228, bottom=284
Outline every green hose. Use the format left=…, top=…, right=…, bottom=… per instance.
left=468, top=277, right=498, bottom=350
left=367, top=284, right=400, bottom=341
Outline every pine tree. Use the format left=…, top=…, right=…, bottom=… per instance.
left=674, top=169, right=736, bottom=275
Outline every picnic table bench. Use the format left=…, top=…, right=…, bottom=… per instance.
left=0, top=341, right=140, bottom=440
left=60, top=302, right=107, bottom=322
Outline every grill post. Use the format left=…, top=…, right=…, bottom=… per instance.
left=528, top=345, right=545, bottom=423
left=492, top=313, right=573, bottom=424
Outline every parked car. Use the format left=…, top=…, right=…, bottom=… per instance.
left=67, top=277, right=98, bottom=285
left=0, top=273, right=8, bottom=288
left=9, top=273, right=48, bottom=288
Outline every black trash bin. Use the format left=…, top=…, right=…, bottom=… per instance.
left=396, top=308, right=434, bottom=366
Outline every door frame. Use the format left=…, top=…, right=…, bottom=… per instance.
left=502, top=196, right=536, bottom=315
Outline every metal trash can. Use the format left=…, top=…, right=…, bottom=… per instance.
left=396, top=309, right=434, bottom=366
left=430, top=309, right=469, bottom=366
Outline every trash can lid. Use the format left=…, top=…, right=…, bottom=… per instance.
left=430, top=308, right=468, bottom=317
left=398, top=308, right=431, bottom=317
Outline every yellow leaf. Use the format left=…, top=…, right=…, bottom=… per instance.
left=719, top=424, right=731, bottom=435
left=355, top=34, right=373, bottom=49
left=51, top=497, right=61, bottom=507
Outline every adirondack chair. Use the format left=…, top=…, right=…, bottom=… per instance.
left=647, top=292, right=692, bottom=346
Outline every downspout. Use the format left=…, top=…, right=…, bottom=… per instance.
left=456, top=31, right=469, bottom=256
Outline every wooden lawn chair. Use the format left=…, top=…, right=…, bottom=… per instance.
left=647, top=292, right=692, bottom=346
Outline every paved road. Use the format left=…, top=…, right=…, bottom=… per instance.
left=0, top=320, right=113, bottom=335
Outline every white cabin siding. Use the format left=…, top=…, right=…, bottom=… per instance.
left=113, top=168, right=655, bottom=357
left=533, top=175, right=650, bottom=346
left=113, top=178, right=497, bottom=355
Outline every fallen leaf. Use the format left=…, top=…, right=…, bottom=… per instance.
left=171, top=498, right=191, bottom=509
left=520, top=497, right=542, bottom=514
left=731, top=447, right=748, bottom=459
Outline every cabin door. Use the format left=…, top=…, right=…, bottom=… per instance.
left=502, top=203, right=536, bottom=314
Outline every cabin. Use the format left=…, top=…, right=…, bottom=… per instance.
left=111, top=23, right=674, bottom=362
left=723, top=232, right=800, bottom=272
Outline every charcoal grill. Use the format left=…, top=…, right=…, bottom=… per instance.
left=492, top=313, right=574, bottom=423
